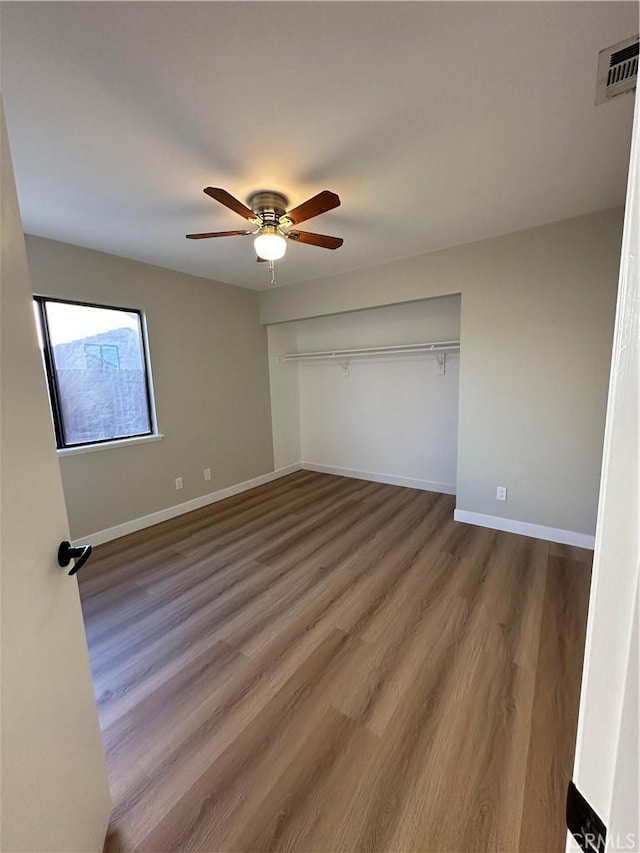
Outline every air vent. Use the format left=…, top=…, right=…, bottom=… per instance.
left=596, top=35, right=638, bottom=104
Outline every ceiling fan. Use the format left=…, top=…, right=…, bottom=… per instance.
left=186, top=187, right=343, bottom=263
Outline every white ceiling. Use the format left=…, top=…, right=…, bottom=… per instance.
left=1, top=1, right=637, bottom=290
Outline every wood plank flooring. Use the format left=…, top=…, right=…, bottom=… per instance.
left=78, top=471, right=592, bottom=853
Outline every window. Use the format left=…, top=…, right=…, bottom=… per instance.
left=33, top=297, right=156, bottom=449
left=84, top=343, right=120, bottom=371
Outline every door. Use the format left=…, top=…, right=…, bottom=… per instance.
left=0, top=103, right=112, bottom=850
left=569, top=89, right=639, bottom=850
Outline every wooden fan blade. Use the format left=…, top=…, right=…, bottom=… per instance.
left=185, top=230, right=252, bottom=239
left=256, top=256, right=267, bottom=262
left=203, top=187, right=256, bottom=220
left=286, top=230, right=343, bottom=249
left=285, top=190, right=340, bottom=225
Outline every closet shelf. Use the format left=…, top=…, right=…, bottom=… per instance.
left=280, top=340, right=460, bottom=362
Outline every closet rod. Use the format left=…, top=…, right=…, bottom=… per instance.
left=281, top=340, right=460, bottom=362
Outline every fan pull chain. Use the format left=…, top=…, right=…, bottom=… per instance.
left=269, top=260, right=277, bottom=287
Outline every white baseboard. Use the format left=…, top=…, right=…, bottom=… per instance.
left=301, top=462, right=456, bottom=495
left=75, top=463, right=592, bottom=552
left=453, top=509, right=595, bottom=550
left=72, top=464, right=302, bottom=547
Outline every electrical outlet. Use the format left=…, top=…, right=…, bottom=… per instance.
left=204, top=468, right=212, bottom=482
left=175, top=477, right=183, bottom=490
left=496, top=486, right=507, bottom=501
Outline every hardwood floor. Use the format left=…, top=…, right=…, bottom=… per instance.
left=78, top=471, right=592, bottom=853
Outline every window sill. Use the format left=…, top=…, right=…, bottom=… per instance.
left=57, top=433, right=164, bottom=457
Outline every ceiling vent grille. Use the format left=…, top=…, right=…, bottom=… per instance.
left=596, top=35, right=638, bottom=104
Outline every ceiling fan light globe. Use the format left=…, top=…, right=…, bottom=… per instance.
left=254, top=232, right=287, bottom=261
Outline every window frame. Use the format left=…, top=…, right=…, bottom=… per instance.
left=33, top=295, right=158, bottom=450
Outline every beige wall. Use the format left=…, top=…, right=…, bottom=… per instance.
left=267, top=323, right=301, bottom=470
left=26, top=235, right=274, bottom=540
left=260, top=209, right=624, bottom=536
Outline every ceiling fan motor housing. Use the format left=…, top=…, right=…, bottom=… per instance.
left=247, top=190, right=289, bottom=226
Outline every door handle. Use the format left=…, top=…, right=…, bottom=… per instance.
left=57, top=541, right=93, bottom=576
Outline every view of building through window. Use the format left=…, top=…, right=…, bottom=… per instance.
left=33, top=298, right=153, bottom=447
